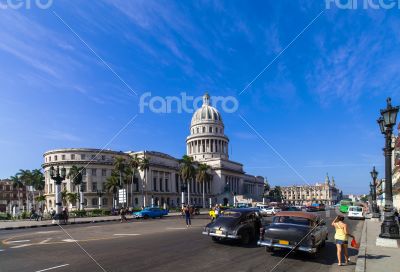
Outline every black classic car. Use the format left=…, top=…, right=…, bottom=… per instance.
left=202, top=208, right=262, bottom=244
left=258, top=211, right=328, bottom=256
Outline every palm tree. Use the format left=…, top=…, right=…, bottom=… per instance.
left=67, top=165, right=84, bottom=209
left=196, top=163, right=212, bottom=208
left=127, top=154, right=140, bottom=207
left=32, top=169, right=45, bottom=208
left=179, top=155, right=196, bottom=207
left=113, top=157, right=127, bottom=207
left=35, top=195, right=46, bottom=211
left=18, top=169, right=33, bottom=210
left=66, top=192, right=79, bottom=209
left=139, top=155, right=150, bottom=207
left=10, top=175, right=24, bottom=211
left=105, top=173, right=120, bottom=209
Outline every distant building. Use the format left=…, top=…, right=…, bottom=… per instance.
left=392, top=124, right=400, bottom=211
left=42, top=94, right=264, bottom=210
left=280, top=174, right=340, bottom=205
left=0, top=179, right=27, bottom=213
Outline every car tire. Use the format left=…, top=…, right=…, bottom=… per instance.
left=143, top=214, right=149, bottom=219
left=240, top=231, right=251, bottom=245
left=266, top=246, right=274, bottom=252
left=212, top=236, right=220, bottom=242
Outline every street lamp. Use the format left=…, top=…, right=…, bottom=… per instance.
left=377, top=97, right=400, bottom=239
left=369, top=166, right=379, bottom=217
left=49, top=165, right=66, bottom=223
left=96, top=190, right=104, bottom=209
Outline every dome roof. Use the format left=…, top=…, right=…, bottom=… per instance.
left=191, top=93, right=222, bottom=126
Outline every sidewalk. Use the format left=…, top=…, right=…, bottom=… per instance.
left=0, top=212, right=182, bottom=230
left=356, top=218, right=400, bottom=272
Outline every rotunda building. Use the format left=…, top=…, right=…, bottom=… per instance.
left=186, top=93, right=229, bottom=161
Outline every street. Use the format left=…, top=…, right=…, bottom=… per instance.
left=0, top=210, right=363, bottom=272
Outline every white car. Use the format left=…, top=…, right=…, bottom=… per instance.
left=264, top=206, right=282, bottom=216
left=348, top=206, right=365, bottom=220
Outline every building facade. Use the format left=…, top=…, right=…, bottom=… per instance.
left=392, top=124, right=400, bottom=211
left=42, top=93, right=264, bottom=210
left=280, top=175, right=340, bottom=206
left=0, top=179, right=27, bottom=213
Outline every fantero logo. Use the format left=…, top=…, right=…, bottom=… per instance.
left=0, top=0, right=53, bottom=10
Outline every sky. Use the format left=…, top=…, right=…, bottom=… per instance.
left=1, top=0, right=400, bottom=195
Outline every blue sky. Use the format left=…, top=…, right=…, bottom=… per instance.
left=1, top=0, right=400, bottom=194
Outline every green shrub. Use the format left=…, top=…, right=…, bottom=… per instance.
left=70, top=210, right=87, bottom=217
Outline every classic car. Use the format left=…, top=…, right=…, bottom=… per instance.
left=258, top=211, right=328, bottom=255
left=306, top=203, right=325, bottom=212
left=133, top=207, right=168, bottom=219
left=282, top=206, right=301, bottom=212
left=202, top=208, right=262, bottom=244
left=347, top=206, right=365, bottom=220
left=264, top=206, right=282, bottom=216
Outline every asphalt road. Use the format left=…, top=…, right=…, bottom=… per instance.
left=0, top=210, right=363, bottom=272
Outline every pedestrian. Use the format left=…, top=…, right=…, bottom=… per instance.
left=184, top=205, right=191, bottom=227
left=29, top=207, right=36, bottom=221
left=50, top=208, right=55, bottom=219
left=120, top=207, right=127, bottom=223
left=332, top=215, right=354, bottom=266
left=214, top=205, right=220, bottom=219
left=62, top=207, right=69, bottom=224
left=36, top=208, right=43, bottom=221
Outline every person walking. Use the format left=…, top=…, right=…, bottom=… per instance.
left=332, top=215, right=354, bottom=266
left=62, top=207, right=69, bottom=224
left=29, top=207, right=36, bottom=221
left=120, top=207, right=127, bottom=223
left=183, top=205, right=191, bottom=227
left=36, top=208, right=43, bottom=221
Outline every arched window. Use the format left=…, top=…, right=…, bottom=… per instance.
left=209, top=127, right=212, bottom=133
left=202, top=127, right=205, bottom=133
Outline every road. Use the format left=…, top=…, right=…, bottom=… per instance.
left=0, top=210, right=363, bottom=272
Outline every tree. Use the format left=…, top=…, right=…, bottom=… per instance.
left=67, top=165, right=84, bottom=209
left=139, top=155, right=150, bottom=207
left=35, top=195, right=46, bottom=211
left=10, top=175, right=24, bottom=210
left=113, top=157, right=127, bottom=207
left=179, top=155, right=196, bottom=207
left=127, top=154, right=140, bottom=207
left=268, top=186, right=283, bottom=202
left=61, top=190, right=68, bottom=207
left=66, top=193, right=79, bottom=208
left=105, top=173, right=120, bottom=209
left=18, top=169, right=34, bottom=210
left=196, top=163, right=211, bottom=208
left=32, top=169, right=45, bottom=195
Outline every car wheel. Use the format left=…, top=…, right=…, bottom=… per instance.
left=212, top=236, right=220, bottom=242
left=240, top=231, right=251, bottom=245
left=143, top=214, right=149, bottom=219
left=159, top=215, right=163, bottom=219
left=310, top=247, right=320, bottom=258
left=266, top=246, right=274, bottom=252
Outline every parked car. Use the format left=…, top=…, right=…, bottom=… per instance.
left=264, top=206, right=282, bottom=216
left=306, top=203, right=325, bottom=212
left=202, top=208, right=262, bottom=244
left=282, top=206, right=301, bottom=212
left=347, top=206, right=365, bottom=220
left=258, top=211, right=328, bottom=256
left=133, top=207, right=168, bottom=219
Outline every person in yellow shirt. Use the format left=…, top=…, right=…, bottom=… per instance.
left=331, top=215, right=354, bottom=266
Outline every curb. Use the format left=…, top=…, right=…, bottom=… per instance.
left=355, top=220, right=367, bottom=272
left=0, top=213, right=182, bottom=231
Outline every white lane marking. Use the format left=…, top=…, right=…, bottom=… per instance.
left=36, top=231, right=59, bottom=234
left=0, top=249, right=4, bottom=252
left=166, top=227, right=187, bottom=230
left=39, top=238, right=53, bottom=244
left=35, top=264, right=69, bottom=272
left=8, top=240, right=30, bottom=244
left=113, top=234, right=141, bottom=236
left=10, top=244, right=32, bottom=249
left=62, top=239, right=76, bottom=242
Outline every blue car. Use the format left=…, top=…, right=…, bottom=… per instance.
left=133, top=207, right=168, bottom=219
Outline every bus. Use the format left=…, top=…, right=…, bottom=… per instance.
left=339, top=199, right=353, bottom=213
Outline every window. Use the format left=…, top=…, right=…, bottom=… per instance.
left=197, top=128, right=199, bottom=133
left=92, top=169, right=97, bottom=176
left=92, top=182, right=97, bottom=192
left=91, top=154, right=95, bottom=159
left=54, top=155, right=58, bottom=161
left=209, top=127, right=212, bottom=133
left=202, top=126, right=205, bottom=132
left=81, top=182, right=87, bottom=192
left=62, top=155, right=65, bottom=160
left=175, top=176, right=179, bottom=193
left=102, top=169, right=107, bottom=176
left=84, top=198, right=88, bottom=206
left=102, top=198, right=108, bottom=205
left=165, top=179, right=169, bottom=192
left=101, top=155, right=105, bottom=160
left=153, top=178, right=157, bottom=191
left=135, top=198, right=138, bottom=205
left=71, top=154, right=75, bottom=160
left=92, top=198, right=98, bottom=206
left=82, top=169, right=86, bottom=176
left=49, top=156, right=51, bottom=162
left=159, top=178, right=163, bottom=192
left=81, top=154, right=86, bottom=160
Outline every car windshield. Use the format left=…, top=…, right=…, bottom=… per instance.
left=220, top=211, right=241, bottom=218
left=349, top=207, right=363, bottom=212
left=273, top=216, right=311, bottom=226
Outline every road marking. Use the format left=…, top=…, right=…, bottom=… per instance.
left=0, top=249, right=4, bottom=252
left=10, top=244, right=32, bottom=249
left=35, top=264, right=69, bottom=272
left=113, top=234, right=141, bottom=236
left=166, top=227, right=187, bottom=230
left=39, top=238, right=53, bottom=244
left=8, top=240, right=30, bottom=244
left=36, top=231, right=59, bottom=234
left=62, top=239, right=76, bottom=242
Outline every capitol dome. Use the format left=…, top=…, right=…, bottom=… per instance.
left=191, top=93, right=222, bottom=126
left=186, top=93, right=229, bottom=161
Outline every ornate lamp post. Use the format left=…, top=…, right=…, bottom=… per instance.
left=180, top=183, right=187, bottom=208
left=96, top=190, right=104, bottom=209
left=370, top=166, right=380, bottom=218
left=49, top=165, right=66, bottom=222
left=377, top=98, right=400, bottom=239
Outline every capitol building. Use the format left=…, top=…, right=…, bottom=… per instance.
left=42, top=94, right=264, bottom=210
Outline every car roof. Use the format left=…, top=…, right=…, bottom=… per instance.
left=275, top=211, right=318, bottom=221
left=226, top=208, right=256, bottom=214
